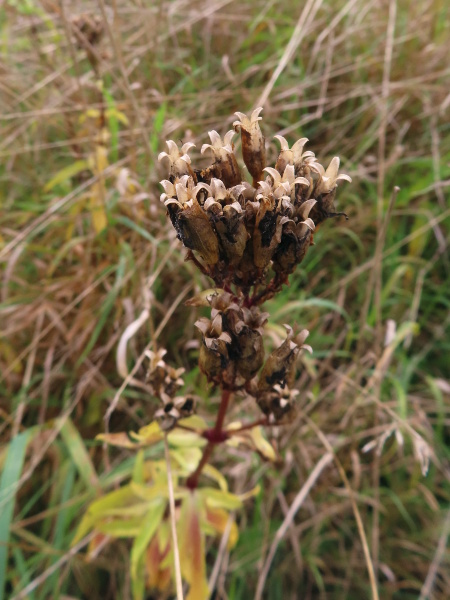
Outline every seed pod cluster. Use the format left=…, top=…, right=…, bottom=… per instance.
left=255, top=326, right=312, bottom=422
left=159, top=110, right=351, bottom=420
left=145, top=349, right=195, bottom=430
left=159, top=108, right=351, bottom=294
left=195, top=292, right=268, bottom=390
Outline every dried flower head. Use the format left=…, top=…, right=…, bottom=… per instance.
left=158, top=140, right=196, bottom=179
left=159, top=110, right=351, bottom=298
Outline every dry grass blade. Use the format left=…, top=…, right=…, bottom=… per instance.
left=10, top=533, right=95, bottom=600
left=419, top=508, right=450, bottom=600
left=257, top=0, right=323, bottom=108
left=254, top=452, right=334, bottom=600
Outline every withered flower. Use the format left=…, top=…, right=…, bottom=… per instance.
left=161, top=176, right=220, bottom=265
left=200, top=130, right=242, bottom=187
left=309, top=157, right=351, bottom=226
left=196, top=309, right=233, bottom=386
left=145, top=348, right=185, bottom=404
left=315, top=156, right=352, bottom=195
left=154, top=396, right=196, bottom=431
left=158, top=140, right=196, bottom=180
left=233, top=107, right=266, bottom=186
left=255, top=327, right=311, bottom=421
left=274, top=135, right=309, bottom=175
left=71, top=13, right=104, bottom=47
left=204, top=188, right=248, bottom=266
left=272, top=200, right=316, bottom=275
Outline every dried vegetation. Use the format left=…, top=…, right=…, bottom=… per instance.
left=0, top=1, right=449, bottom=599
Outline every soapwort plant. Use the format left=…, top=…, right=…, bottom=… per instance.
left=74, top=109, right=352, bottom=599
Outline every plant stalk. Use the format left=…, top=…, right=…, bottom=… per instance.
left=186, top=389, right=231, bottom=489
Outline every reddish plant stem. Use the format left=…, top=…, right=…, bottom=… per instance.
left=186, top=388, right=232, bottom=490
left=213, top=388, right=231, bottom=436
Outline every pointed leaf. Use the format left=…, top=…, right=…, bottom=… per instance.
left=71, top=485, right=137, bottom=545
left=178, top=493, right=209, bottom=600
left=44, top=160, right=89, bottom=192
left=198, top=488, right=242, bottom=510
left=130, top=499, right=166, bottom=583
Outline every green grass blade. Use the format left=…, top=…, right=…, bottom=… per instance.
left=58, top=418, right=98, bottom=489
left=0, top=430, right=31, bottom=600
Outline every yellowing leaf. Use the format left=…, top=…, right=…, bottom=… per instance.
left=97, top=518, right=143, bottom=538
left=79, top=108, right=101, bottom=122
left=246, top=426, right=277, bottom=461
left=198, top=488, right=242, bottom=511
left=102, top=503, right=151, bottom=518
left=96, top=431, right=138, bottom=449
left=239, top=484, right=261, bottom=502
left=106, top=107, right=129, bottom=125
left=132, top=450, right=145, bottom=484
left=202, top=464, right=228, bottom=491
left=178, top=492, right=209, bottom=600
left=44, top=159, right=89, bottom=192
left=89, top=182, right=108, bottom=233
left=130, top=499, right=166, bottom=583
left=168, top=427, right=206, bottom=448
left=226, top=423, right=278, bottom=462
left=178, top=415, right=208, bottom=430
left=146, top=522, right=172, bottom=592
left=170, top=447, right=202, bottom=472
left=203, top=506, right=238, bottom=550
left=131, top=421, right=164, bottom=445
left=71, top=485, right=137, bottom=545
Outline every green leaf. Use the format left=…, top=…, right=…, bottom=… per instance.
left=114, top=215, right=157, bottom=244
left=0, top=430, right=31, bottom=600
left=43, top=160, right=89, bottom=192
left=71, top=485, right=137, bottom=545
left=58, top=417, right=98, bottom=489
left=272, top=298, right=349, bottom=321
left=97, top=518, right=145, bottom=538
left=132, top=450, right=145, bottom=485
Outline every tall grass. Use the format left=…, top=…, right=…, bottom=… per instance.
left=0, top=0, right=449, bottom=598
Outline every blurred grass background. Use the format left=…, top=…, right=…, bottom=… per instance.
left=0, top=0, right=449, bottom=598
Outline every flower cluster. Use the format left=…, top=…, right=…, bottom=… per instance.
left=159, top=107, right=351, bottom=295
left=145, top=348, right=195, bottom=430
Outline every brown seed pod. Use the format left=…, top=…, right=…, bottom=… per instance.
left=176, top=200, right=220, bottom=265
left=201, top=130, right=242, bottom=188
left=233, top=108, right=266, bottom=187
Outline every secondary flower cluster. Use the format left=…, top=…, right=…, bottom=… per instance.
left=194, top=290, right=312, bottom=421
left=145, top=348, right=195, bottom=430
left=159, top=107, right=351, bottom=294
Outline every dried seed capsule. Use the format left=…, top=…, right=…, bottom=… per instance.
left=235, top=327, right=265, bottom=380
left=233, top=107, right=266, bottom=186
left=158, top=140, right=196, bottom=180
left=201, top=130, right=242, bottom=188
left=213, top=203, right=249, bottom=265
left=274, top=135, right=309, bottom=175
left=176, top=200, right=220, bottom=265
left=258, top=326, right=309, bottom=392
left=272, top=201, right=316, bottom=275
